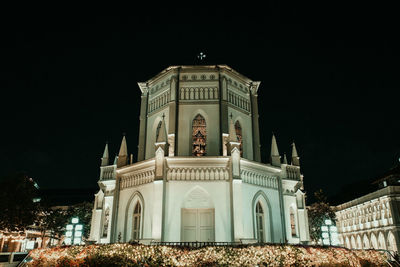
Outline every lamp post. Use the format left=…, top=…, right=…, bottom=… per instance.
left=321, top=219, right=339, bottom=246
left=64, top=217, right=84, bottom=245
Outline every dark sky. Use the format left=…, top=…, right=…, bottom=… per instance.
left=1, top=5, right=399, bottom=204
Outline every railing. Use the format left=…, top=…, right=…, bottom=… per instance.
left=100, top=165, right=115, bottom=180
left=167, top=167, right=229, bottom=181
left=150, top=241, right=242, bottom=248
left=0, top=252, right=28, bottom=266
left=241, top=169, right=278, bottom=189
left=285, top=165, right=301, bottom=180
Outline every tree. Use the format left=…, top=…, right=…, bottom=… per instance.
left=0, top=172, right=39, bottom=232
left=67, top=201, right=92, bottom=240
left=307, top=189, right=336, bottom=244
left=35, top=202, right=69, bottom=247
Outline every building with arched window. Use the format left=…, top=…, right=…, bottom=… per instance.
left=335, top=162, right=400, bottom=254
left=89, top=65, right=310, bottom=244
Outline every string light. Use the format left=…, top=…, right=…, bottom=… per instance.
left=26, top=243, right=388, bottom=266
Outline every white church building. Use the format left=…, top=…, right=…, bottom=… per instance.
left=89, top=65, right=310, bottom=244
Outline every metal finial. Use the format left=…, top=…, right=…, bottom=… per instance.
left=197, top=52, right=206, bottom=60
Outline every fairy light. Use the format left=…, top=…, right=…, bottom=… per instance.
left=26, top=243, right=388, bottom=266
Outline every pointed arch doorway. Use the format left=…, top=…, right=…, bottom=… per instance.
left=181, top=208, right=215, bottom=242
left=181, top=186, right=215, bottom=242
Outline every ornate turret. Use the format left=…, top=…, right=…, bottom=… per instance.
left=117, top=135, right=128, bottom=168
left=270, top=133, right=281, bottom=167
left=101, top=143, right=109, bottom=166
left=291, top=142, right=300, bottom=166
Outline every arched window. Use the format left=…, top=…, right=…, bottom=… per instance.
left=234, top=121, right=243, bottom=156
left=156, top=120, right=162, bottom=141
left=192, top=114, right=206, bottom=156
left=132, top=202, right=141, bottom=240
left=102, top=206, right=110, bottom=237
left=290, top=208, right=297, bottom=237
left=256, top=202, right=264, bottom=243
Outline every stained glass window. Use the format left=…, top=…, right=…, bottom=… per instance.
left=192, top=114, right=206, bottom=156
left=290, top=208, right=297, bottom=237
left=235, top=121, right=243, bottom=156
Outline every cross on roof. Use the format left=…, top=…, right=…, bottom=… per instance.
left=197, top=52, right=206, bottom=60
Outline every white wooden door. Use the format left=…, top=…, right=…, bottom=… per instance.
left=181, top=208, right=214, bottom=242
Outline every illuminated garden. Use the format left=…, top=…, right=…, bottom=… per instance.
left=26, top=243, right=388, bottom=267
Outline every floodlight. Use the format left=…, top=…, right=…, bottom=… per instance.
left=322, top=238, right=330, bottom=245
left=66, top=225, right=73, bottom=230
left=65, top=231, right=73, bottom=237
left=71, top=217, right=79, bottom=224
left=75, top=231, right=82, bottom=237
left=75, top=224, right=83, bottom=230
left=64, top=238, right=72, bottom=245
left=325, top=219, right=332, bottom=225
left=73, top=237, right=81, bottom=244
left=321, top=226, right=328, bottom=232
left=322, top=232, right=329, bottom=238
left=330, top=226, right=337, bottom=232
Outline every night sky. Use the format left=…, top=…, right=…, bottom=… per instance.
left=1, top=5, right=399, bottom=205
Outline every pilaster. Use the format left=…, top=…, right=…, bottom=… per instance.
left=137, top=83, right=149, bottom=161
left=250, top=82, right=261, bottom=162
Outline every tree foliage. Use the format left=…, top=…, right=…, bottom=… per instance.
left=307, top=189, right=336, bottom=244
left=0, top=172, right=39, bottom=231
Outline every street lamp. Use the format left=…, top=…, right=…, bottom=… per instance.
left=64, top=217, right=84, bottom=245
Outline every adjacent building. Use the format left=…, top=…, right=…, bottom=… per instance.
left=89, top=65, right=310, bottom=244
left=335, top=163, right=400, bottom=253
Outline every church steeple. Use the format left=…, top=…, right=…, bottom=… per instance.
left=101, top=143, right=109, bottom=166
left=270, top=133, right=281, bottom=167
left=291, top=141, right=300, bottom=166
left=117, top=134, right=128, bottom=168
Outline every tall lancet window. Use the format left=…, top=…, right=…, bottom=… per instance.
left=132, top=202, right=141, bottom=240
left=102, top=206, right=110, bottom=237
left=290, top=208, right=297, bottom=237
left=156, top=120, right=162, bottom=141
left=192, top=114, right=206, bottom=156
left=234, top=120, right=243, bottom=156
left=256, top=202, right=264, bottom=243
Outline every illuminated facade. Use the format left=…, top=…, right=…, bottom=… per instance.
left=335, top=164, right=400, bottom=253
left=89, top=65, right=310, bottom=244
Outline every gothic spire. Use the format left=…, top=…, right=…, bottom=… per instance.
left=270, top=133, right=281, bottom=167
left=118, top=135, right=128, bottom=157
left=271, top=133, right=279, bottom=156
left=117, top=134, right=128, bottom=168
left=101, top=143, right=109, bottom=166
left=292, top=141, right=300, bottom=166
